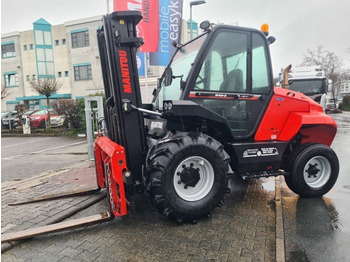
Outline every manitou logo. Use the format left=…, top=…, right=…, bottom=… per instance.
left=119, top=50, right=132, bottom=93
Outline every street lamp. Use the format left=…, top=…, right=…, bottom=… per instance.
left=190, top=0, right=206, bottom=40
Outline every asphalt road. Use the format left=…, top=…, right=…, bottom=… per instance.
left=1, top=136, right=89, bottom=182
left=282, top=112, right=350, bottom=262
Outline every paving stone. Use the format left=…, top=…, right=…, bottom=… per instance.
left=2, top=164, right=277, bottom=261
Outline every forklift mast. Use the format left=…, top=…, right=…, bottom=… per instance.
left=97, top=11, right=146, bottom=185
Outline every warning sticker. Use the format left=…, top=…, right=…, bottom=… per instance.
left=243, top=147, right=279, bottom=158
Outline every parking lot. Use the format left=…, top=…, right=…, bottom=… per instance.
left=1, top=136, right=277, bottom=261
left=1, top=112, right=350, bottom=261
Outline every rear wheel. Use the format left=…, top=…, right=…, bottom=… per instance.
left=145, top=132, right=229, bottom=223
left=284, top=143, right=315, bottom=192
left=287, top=144, right=339, bottom=197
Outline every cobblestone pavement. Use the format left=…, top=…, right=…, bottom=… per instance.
left=2, top=163, right=277, bottom=262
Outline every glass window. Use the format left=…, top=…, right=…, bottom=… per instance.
left=46, top=63, right=55, bottom=75
left=44, top=32, right=52, bottom=45
left=191, top=30, right=249, bottom=134
left=1, top=43, right=16, bottom=58
left=64, top=71, right=69, bottom=77
left=35, top=30, right=44, bottom=45
left=71, top=31, right=90, bottom=48
left=38, top=62, right=47, bottom=75
left=58, top=72, right=62, bottom=78
left=37, top=48, right=45, bottom=61
left=32, top=74, right=36, bottom=80
left=45, top=49, right=54, bottom=61
left=24, top=45, right=27, bottom=51
left=62, top=39, right=66, bottom=45
left=194, top=31, right=247, bottom=93
left=252, top=33, right=270, bottom=94
left=289, top=79, right=325, bottom=96
left=30, top=44, right=33, bottom=50
left=74, top=64, right=92, bottom=80
left=4, top=73, right=18, bottom=87
left=26, top=75, right=30, bottom=81
left=154, top=34, right=207, bottom=109
left=55, top=40, right=59, bottom=46
left=209, top=52, right=224, bottom=90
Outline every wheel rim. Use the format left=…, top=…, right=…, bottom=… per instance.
left=173, top=156, right=214, bottom=202
left=303, top=156, right=331, bottom=189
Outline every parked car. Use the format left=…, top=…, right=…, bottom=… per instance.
left=24, top=109, right=39, bottom=116
left=29, top=109, right=64, bottom=128
left=50, top=114, right=65, bottom=127
left=1, top=111, right=20, bottom=129
left=325, top=103, right=338, bottom=114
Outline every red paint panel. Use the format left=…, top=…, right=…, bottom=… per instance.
left=255, top=88, right=310, bottom=141
left=94, top=136, right=128, bottom=217
left=114, top=0, right=159, bottom=52
left=255, top=87, right=337, bottom=146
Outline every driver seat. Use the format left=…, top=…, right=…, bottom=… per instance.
left=220, top=69, right=244, bottom=92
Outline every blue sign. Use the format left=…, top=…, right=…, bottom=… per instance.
left=149, top=0, right=183, bottom=66
left=137, top=52, right=145, bottom=76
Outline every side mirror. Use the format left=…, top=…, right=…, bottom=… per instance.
left=164, top=67, right=173, bottom=86
left=267, top=36, right=276, bottom=45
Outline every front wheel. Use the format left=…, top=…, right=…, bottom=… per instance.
left=145, top=132, right=229, bottom=223
left=287, top=144, right=339, bottom=197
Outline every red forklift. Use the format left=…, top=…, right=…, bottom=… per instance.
left=2, top=11, right=339, bottom=242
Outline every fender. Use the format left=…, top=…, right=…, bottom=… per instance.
left=278, top=112, right=337, bottom=146
left=255, top=87, right=337, bottom=146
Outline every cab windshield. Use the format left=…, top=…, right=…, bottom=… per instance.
left=289, top=79, right=326, bottom=96
left=154, top=34, right=207, bottom=109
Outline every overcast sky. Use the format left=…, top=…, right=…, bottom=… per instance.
left=1, top=0, right=350, bottom=76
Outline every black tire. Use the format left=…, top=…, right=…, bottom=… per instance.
left=284, top=143, right=315, bottom=192
left=145, top=132, right=230, bottom=223
left=287, top=143, right=339, bottom=197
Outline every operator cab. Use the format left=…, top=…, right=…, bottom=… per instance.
left=153, top=22, right=275, bottom=140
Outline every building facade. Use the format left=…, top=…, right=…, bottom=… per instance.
left=339, top=80, right=350, bottom=101
left=1, top=16, right=196, bottom=112
left=1, top=16, right=104, bottom=112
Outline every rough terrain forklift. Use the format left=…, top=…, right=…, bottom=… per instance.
left=2, top=11, right=339, bottom=242
left=94, top=11, right=339, bottom=223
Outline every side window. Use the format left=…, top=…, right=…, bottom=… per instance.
left=191, top=31, right=249, bottom=135
left=225, top=52, right=247, bottom=93
left=209, top=52, right=224, bottom=90
left=194, top=51, right=223, bottom=91
left=252, top=33, right=270, bottom=94
left=194, top=31, right=248, bottom=93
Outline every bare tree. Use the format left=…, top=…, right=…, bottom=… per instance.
left=300, top=46, right=344, bottom=106
left=300, top=46, right=343, bottom=81
left=29, top=78, right=62, bottom=130
left=14, top=103, right=26, bottom=126
left=1, top=85, right=11, bottom=99
left=53, top=99, right=82, bottom=129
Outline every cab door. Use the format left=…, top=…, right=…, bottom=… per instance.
left=187, top=29, right=273, bottom=139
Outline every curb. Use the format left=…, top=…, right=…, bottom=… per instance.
left=1, top=191, right=107, bottom=253
left=275, top=176, right=285, bottom=262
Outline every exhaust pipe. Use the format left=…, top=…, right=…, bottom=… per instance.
left=282, top=64, right=292, bottom=89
